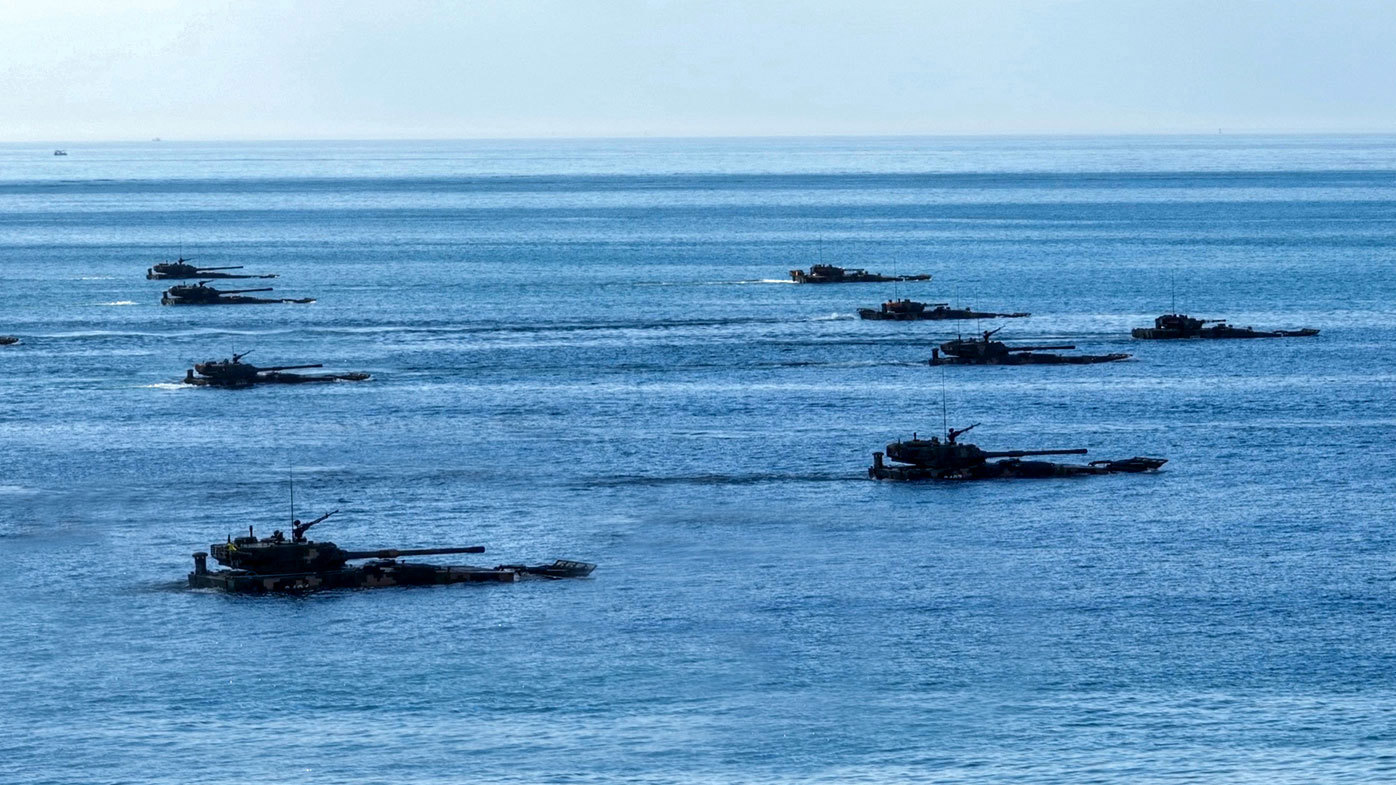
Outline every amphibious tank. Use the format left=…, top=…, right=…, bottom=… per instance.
left=184, top=351, right=370, bottom=387
left=1131, top=313, right=1319, bottom=340
left=147, top=258, right=277, bottom=280
left=188, top=511, right=596, bottom=593
left=789, top=264, right=932, bottom=284
left=0, top=335, right=17, bottom=346
left=161, top=282, right=314, bottom=305
left=869, top=423, right=1166, bottom=481
left=929, top=327, right=1130, bottom=365
left=859, top=299, right=1029, bottom=321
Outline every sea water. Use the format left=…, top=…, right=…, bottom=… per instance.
left=2, top=136, right=1395, bottom=784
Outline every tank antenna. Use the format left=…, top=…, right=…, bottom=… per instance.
left=288, top=466, right=296, bottom=526
left=956, top=280, right=965, bottom=340
left=940, top=364, right=949, bottom=438
left=892, top=251, right=900, bottom=301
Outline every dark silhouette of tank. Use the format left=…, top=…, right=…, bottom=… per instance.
left=869, top=423, right=1166, bottom=480
left=183, top=351, right=370, bottom=387
left=0, top=335, right=17, bottom=346
left=930, top=327, right=1130, bottom=365
left=146, top=258, right=277, bottom=280
left=859, top=299, right=1029, bottom=321
left=188, top=510, right=596, bottom=593
left=1132, top=313, right=1319, bottom=339
left=161, top=282, right=314, bottom=305
left=789, top=264, right=932, bottom=284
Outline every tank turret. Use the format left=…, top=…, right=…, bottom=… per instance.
left=193, top=351, right=323, bottom=377
left=209, top=511, right=488, bottom=573
left=161, top=282, right=313, bottom=305
left=930, top=328, right=1130, bottom=365
left=884, top=299, right=930, bottom=314
left=882, top=424, right=1087, bottom=471
left=146, top=258, right=277, bottom=279
left=196, top=361, right=323, bottom=376
left=211, top=538, right=489, bottom=573
left=1157, top=313, right=1212, bottom=332
left=938, top=327, right=1075, bottom=359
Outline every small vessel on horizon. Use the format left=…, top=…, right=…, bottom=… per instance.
left=53, top=149, right=67, bottom=156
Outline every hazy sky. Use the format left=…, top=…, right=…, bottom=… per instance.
left=4, top=0, right=1395, bottom=141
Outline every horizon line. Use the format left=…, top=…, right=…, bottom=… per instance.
left=16, top=129, right=1396, bottom=145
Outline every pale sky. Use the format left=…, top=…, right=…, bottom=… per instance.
left=3, top=0, right=1395, bottom=141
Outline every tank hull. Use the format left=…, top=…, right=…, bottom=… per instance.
left=162, top=294, right=315, bottom=305
left=184, top=371, right=370, bottom=387
left=859, top=308, right=1029, bottom=321
left=147, top=270, right=275, bottom=280
left=930, top=351, right=1130, bottom=365
left=790, top=270, right=931, bottom=284
left=1132, top=326, right=1319, bottom=339
left=870, top=455, right=1166, bottom=481
left=189, top=559, right=594, bottom=593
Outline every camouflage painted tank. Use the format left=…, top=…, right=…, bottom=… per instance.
left=189, top=511, right=595, bottom=593
left=184, top=351, right=370, bottom=387
left=146, top=258, right=277, bottom=280
left=161, top=282, right=315, bottom=305
left=869, top=423, right=1166, bottom=480
left=930, top=328, right=1130, bottom=365
left=1132, top=313, right=1319, bottom=339
left=858, top=299, right=1030, bottom=321
left=789, top=264, right=932, bottom=284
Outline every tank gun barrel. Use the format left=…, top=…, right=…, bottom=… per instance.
left=1003, top=344, right=1076, bottom=352
left=980, top=448, right=1089, bottom=458
left=260, top=364, right=324, bottom=372
left=341, top=546, right=487, bottom=560
left=218, top=287, right=276, bottom=294
left=194, top=265, right=245, bottom=271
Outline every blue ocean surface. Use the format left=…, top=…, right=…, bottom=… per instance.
left=1, top=136, right=1395, bottom=784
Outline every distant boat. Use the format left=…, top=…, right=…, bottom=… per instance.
left=53, top=149, right=67, bottom=156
